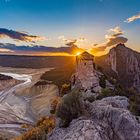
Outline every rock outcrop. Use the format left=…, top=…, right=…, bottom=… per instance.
left=48, top=96, right=140, bottom=140
left=95, top=44, right=140, bottom=92
left=72, top=52, right=101, bottom=95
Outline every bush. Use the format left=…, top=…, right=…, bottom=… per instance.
left=99, top=75, right=106, bottom=88
left=56, top=88, right=85, bottom=127
left=109, top=77, right=117, bottom=85
left=60, top=84, right=71, bottom=96
left=97, top=85, right=140, bottom=116
left=96, top=88, right=115, bottom=100
left=15, top=116, right=55, bottom=140
left=128, top=88, right=140, bottom=116
left=130, top=101, right=140, bottom=116
left=50, top=97, right=60, bottom=114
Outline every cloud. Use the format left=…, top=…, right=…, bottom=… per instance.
left=105, top=26, right=127, bottom=46
left=0, top=42, right=84, bottom=55
left=90, top=26, right=128, bottom=55
left=58, top=35, right=67, bottom=41
left=0, top=28, right=46, bottom=42
left=125, top=13, right=140, bottom=23
left=66, top=38, right=86, bottom=48
left=0, top=48, right=13, bottom=53
left=108, top=26, right=123, bottom=35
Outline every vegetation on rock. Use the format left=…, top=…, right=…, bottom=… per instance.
left=50, top=97, right=60, bottom=114
left=15, top=116, right=55, bottom=140
left=60, top=83, right=71, bottom=96
left=99, top=75, right=106, bottom=88
left=56, top=88, right=85, bottom=127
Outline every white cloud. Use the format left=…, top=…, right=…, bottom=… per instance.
left=125, top=13, right=140, bottom=23
left=108, top=26, right=123, bottom=35
left=58, top=35, right=67, bottom=41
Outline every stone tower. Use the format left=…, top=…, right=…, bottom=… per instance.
left=72, top=51, right=101, bottom=93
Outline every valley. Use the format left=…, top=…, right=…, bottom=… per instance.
left=0, top=45, right=140, bottom=140
left=0, top=67, right=59, bottom=139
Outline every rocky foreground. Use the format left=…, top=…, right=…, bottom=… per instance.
left=48, top=96, right=140, bottom=140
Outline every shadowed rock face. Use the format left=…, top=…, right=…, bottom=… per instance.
left=95, top=44, right=140, bottom=92
left=48, top=96, right=140, bottom=140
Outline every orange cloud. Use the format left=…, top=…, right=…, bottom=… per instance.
left=89, top=26, right=128, bottom=55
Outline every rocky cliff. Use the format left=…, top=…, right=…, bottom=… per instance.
left=95, top=44, right=140, bottom=92
left=48, top=96, right=140, bottom=140
left=48, top=48, right=140, bottom=140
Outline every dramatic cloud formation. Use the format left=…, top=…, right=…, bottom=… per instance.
left=65, top=39, right=85, bottom=54
left=0, top=28, right=46, bottom=42
left=66, top=38, right=85, bottom=47
left=125, top=13, right=140, bottom=23
left=90, top=26, right=128, bottom=55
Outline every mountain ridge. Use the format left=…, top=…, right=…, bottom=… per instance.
left=95, top=43, right=140, bottom=92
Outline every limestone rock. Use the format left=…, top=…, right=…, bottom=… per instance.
left=95, top=44, right=140, bottom=92
left=48, top=96, right=140, bottom=140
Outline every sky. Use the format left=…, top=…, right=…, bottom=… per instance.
left=0, top=0, right=140, bottom=55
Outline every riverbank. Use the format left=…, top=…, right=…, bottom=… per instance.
left=0, top=67, right=59, bottom=139
left=0, top=77, right=21, bottom=91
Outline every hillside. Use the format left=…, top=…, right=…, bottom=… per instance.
left=0, top=55, right=75, bottom=68
left=95, top=44, right=140, bottom=92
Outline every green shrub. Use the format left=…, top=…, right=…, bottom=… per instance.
left=97, top=84, right=140, bottom=116
left=99, top=75, right=106, bottom=88
left=56, top=88, right=85, bottom=127
left=96, top=88, right=115, bottom=100
left=129, top=101, right=140, bottom=116
left=109, top=77, right=117, bottom=85
left=128, top=89, right=140, bottom=116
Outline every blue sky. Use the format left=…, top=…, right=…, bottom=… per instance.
left=0, top=0, right=140, bottom=53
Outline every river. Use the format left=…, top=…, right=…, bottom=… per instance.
left=0, top=72, right=33, bottom=136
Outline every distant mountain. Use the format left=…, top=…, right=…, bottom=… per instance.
left=95, top=44, right=140, bottom=92
left=0, top=43, right=83, bottom=54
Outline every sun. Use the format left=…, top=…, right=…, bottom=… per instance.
left=76, top=52, right=82, bottom=56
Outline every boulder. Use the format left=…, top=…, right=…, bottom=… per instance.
left=48, top=96, right=140, bottom=140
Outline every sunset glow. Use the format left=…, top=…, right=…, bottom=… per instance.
left=76, top=52, right=82, bottom=56
left=0, top=0, right=139, bottom=56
